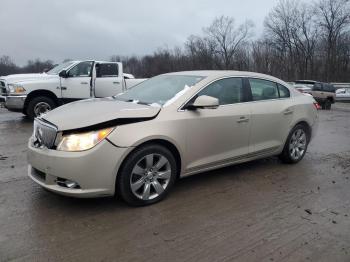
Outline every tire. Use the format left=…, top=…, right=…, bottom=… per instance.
left=26, top=96, right=56, bottom=120
left=117, top=144, right=177, bottom=206
left=279, top=124, right=309, bottom=164
left=324, top=99, right=332, bottom=110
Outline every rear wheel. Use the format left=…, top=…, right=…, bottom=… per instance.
left=26, top=96, right=56, bottom=120
left=117, top=144, right=177, bottom=206
left=279, top=124, right=309, bottom=164
left=324, top=99, right=332, bottom=110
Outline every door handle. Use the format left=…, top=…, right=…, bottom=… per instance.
left=237, top=116, right=249, bottom=123
left=283, top=109, right=293, bottom=115
left=61, top=87, right=67, bottom=90
left=81, top=82, right=88, bottom=85
left=113, top=81, right=120, bottom=84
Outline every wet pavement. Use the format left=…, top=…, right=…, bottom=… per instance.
left=0, top=104, right=350, bottom=262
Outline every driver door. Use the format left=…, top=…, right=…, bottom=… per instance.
left=60, top=61, right=94, bottom=101
left=182, top=77, right=251, bottom=173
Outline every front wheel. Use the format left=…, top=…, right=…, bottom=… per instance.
left=117, top=144, right=177, bottom=206
left=279, top=124, right=309, bottom=164
left=26, top=96, right=56, bottom=120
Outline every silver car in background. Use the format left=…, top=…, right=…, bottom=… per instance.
left=336, top=88, right=350, bottom=102
left=28, top=71, right=319, bottom=206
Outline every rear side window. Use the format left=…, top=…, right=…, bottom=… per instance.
left=278, top=84, right=290, bottom=98
left=324, top=84, right=335, bottom=93
left=249, top=79, right=279, bottom=101
left=197, top=78, right=244, bottom=105
left=313, top=83, right=323, bottom=91
left=96, top=63, right=118, bottom=78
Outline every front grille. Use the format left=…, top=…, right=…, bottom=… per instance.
left=33, top=119, right=57, bottom=149
left=0, top=81, right=7, bottom=96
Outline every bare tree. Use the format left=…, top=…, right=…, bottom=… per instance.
left=316, top=0, right=350, bottom=81
left=2, top=2, right=350, bottom=81
left=204, top=16, right=254, bottom=69
left=264, top=0, right=301, bottom=80
left=294, top=3, right=318, bottom=78
left=185, top=35, right=216, bottom=70
left=23, top=59, right=54, bottom=73
left=0, top=56, right=20, bottom=76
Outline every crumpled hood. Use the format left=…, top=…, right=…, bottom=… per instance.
left=41, top=98, right=161, bottom=131
left=1, top=73, right=56, bottom=84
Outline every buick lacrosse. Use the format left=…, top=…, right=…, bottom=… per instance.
left=28, top=71, right=318, bottom=206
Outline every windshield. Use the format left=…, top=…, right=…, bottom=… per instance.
left=115, top=74, right=205, bottom=106
left=47, top=61, right=76, bottom=75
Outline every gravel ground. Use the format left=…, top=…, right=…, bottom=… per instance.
left=0, top=103, right=350, bottom=262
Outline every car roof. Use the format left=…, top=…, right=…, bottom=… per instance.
left=295, top=80, right=317, bottom=83
left=164, top=70, right=288, bottom=84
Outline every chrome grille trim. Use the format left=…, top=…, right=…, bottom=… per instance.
left=33, top=119, right=58, bottom=149
left=0, top=80, right=7, bottom=96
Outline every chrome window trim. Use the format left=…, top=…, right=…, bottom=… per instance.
left=178, top=76, right=292, bottom=112
left=247, top=77, right=292, bottom=101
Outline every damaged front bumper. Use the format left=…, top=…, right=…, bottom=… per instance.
left=27, top=138, right=130, bottom=198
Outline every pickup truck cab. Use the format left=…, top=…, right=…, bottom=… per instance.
left=0, top=60, right=146, bottom=119
left=294, top=80, right=336, bottom=110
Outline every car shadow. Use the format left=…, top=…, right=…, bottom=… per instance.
left=30, top=156, right=282, bottom=213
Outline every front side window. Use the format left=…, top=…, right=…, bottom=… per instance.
left=67, top=61, right=93, bottom=77
left=96, top=63, right=118, bottom=78
left=116, top=74, right=205, bottom=106
left=249, top=79, right=278, bottom=101
left=324, top=84, right=335, bottom=93
left=196, top=78, right=244, bottom=105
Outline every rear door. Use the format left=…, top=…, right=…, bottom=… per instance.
left=248, top=78, right=293, bottom=155
left=94, top=62, right=123, bottom=97
left=60, top=61, right=93, bottom=101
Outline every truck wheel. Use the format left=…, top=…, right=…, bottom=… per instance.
left=26, top=96, right=56, bottom=120
left=324, top=99, right=332, bottom=110
left=116, top=144, right=177, bottom=206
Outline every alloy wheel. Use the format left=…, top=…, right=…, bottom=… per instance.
left=289, top=129, right=307, bottom=161
left=130, top=153, right=172, bottom=200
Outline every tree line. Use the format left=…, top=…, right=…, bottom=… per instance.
left=1, top=0, right=349, bottom=82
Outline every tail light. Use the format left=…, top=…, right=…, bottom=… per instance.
left=313, top=102, right=321, bottom=110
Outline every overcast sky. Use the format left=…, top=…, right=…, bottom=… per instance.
left=0, top=0, right=280, bottom=65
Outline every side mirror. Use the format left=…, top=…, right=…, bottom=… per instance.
left=59, top=70, right=68, bottom=78
left=187, top=95, right=219, bottom=110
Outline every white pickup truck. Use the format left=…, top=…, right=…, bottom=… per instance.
left=0, top=60, right=146, bottom=119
